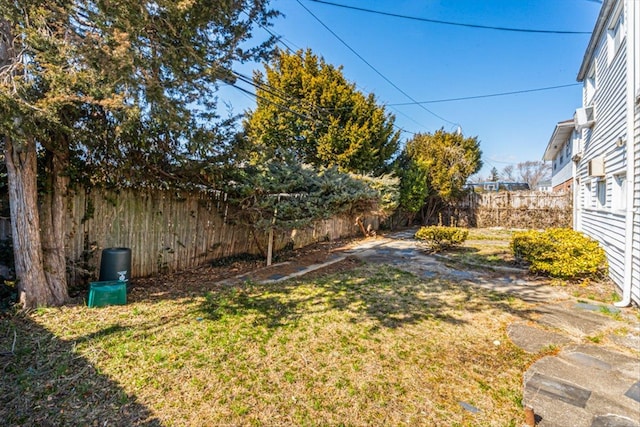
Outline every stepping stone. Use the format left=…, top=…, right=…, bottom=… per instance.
left=565, top=345, right=640, bottom=378
left=564, top=351, right=612, bottom=371
left=458, top=401, right=481, bottom=413
left=591, top=415, right=640, bottom=427
left=609, top=331, right=640, bottom=352
left=535, top=304, right=616, bottom=336
left=575, top=302, right=621, bottom=314
left=507, top=323, right=573, bottom=353
left=447, top=270, right=475, bottom=280
left=267, top=274, right=286, bottom=280
left=526, top=372, right=592, bottom=408
left=624, top=381, right=640, bottom=404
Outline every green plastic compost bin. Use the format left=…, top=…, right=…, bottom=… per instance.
left=87, top=280, right=126, bottom=307
left=99, top=247, right=131, bottom=291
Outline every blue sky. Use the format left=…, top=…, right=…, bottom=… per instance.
left=217, top=0, right=601, bottom=177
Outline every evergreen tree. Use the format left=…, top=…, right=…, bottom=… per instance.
left=399, top=129, right=482, bottom=224
left=490, top=167, right=500, bottom=182
left=244, top=49, right=399, bottom=175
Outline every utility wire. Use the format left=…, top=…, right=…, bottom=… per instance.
left=296, top=0, right=459, bottom=127
left=229, top=83, right=319, bottom=122
left=241, top=17, right=433, bottom=133
left=388, top=83, right=582, bottom=105
left=257, top=21, right=298, bottom=52
left=233, top=70, right=350, bottom=117
left=233, top=71, right=293, bottom=106
left=308, top=0, right=592, bottom=35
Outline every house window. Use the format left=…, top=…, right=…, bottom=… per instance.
left=596, top=179, right=607, bottom=208
left=612, top=173, right=626, bottom=210
left=584, top=182, right=593, bottom=208
left=607, top=4, right=625, bottom=64
left=585, top=67, right=596, bottom=105
left=565, top=143, right=571, bottom=157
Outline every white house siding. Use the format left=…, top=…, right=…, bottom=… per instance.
left=552, top=161, right=572, bottom=188
left=581, top=211, right=627, bottom=285
left=632, top=95, right=640, bottom=304
left=577, top=4, right=633, bottom=300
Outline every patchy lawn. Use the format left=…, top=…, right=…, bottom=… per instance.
left=439, top=228, right=518, bottom=269
left=440, top=228, right=619, bottom=304
left=1, top=264, right=542, bottom=426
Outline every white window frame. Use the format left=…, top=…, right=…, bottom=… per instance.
left=584, top=182, right=593, bottom=208
left=612, top=173, right=627, bottom=211
left=607, top=3, right=625, bottom=64
left=585, top=67, right=596, bottom=105
left=596, top=178, right=607, bottom=208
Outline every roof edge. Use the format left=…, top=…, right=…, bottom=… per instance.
left=577, top=0, right=616, bottom=81
left=543, top=120, right=574, bottom=161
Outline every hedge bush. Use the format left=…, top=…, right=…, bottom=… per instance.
left=415, top=226, right=469, bottom=252
left=510, top=228, right=607, bottom=279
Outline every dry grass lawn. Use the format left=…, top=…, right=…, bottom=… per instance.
left=1, top=264, right=544, bottom=426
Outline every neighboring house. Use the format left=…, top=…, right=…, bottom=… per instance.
left=543, top=119, right=579, bottom=193
left=465, top=182, right=530, bottom=192
left=574, top=0, right=639, bottom=306
left=535, top=179, right=553, bottom=193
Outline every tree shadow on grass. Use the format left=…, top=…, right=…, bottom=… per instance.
left=438, top=245, right=518, bottom=269
left=0, top=313, right=162, bottom=427
left=196, top=264, right=538, bottom=330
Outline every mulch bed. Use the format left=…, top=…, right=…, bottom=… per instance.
left=126, top=237, right=364, bottom=302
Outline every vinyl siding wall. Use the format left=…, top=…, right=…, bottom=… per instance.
left=577, top=7, right=631, bottom=297
left=552, top=161, right=573, bottom=189
left=631, top=90, right=640, bottom=304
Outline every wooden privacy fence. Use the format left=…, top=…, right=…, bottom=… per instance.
left=62, top=187, right=377, bottom=285
left=452, top=191, right=572, bottom=229
left=0, top=188, right=570, bottom=283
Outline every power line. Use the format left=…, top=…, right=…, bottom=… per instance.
left=388, top=83, right=582, bottom=105
left=229, top=83, right=319, bottom=122
left=296, top=0, right=459, bottom=127
left=256, top=21, right=298, bottom=52
left=307, top=0, right=592, bottom=35
left=243, top=19, right=433, bottom=133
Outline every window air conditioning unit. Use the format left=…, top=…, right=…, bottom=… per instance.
left=574, top=106, right=595, bottom=129
left=588, top=156, right=605, bottom=177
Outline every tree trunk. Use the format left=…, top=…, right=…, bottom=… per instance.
left=4, top=136, right=66, bottom=307
left=423, top=197, right=441, bottom=225
left=40, top=148, right=70, bottom=303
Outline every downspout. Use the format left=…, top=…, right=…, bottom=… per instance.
left=615, top=0, right=637, bottom=307
left=572, top=131, right=580, bottom=230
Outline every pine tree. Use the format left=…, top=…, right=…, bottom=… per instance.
left=244, top=49, right=399, bottom=175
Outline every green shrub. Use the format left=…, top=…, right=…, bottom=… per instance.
left=510, top=228, right=607, bottom=279
left=415, top=226, right=469, bottom=252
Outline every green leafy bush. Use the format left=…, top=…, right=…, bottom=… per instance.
left=415, top=226, right=469, bottom=252
left=510, top=228, right=607, bottom=279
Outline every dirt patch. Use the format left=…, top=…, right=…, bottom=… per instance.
left=127, top=237, right=363, bottom=302
left=547, top=277, right=622, bottom=304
